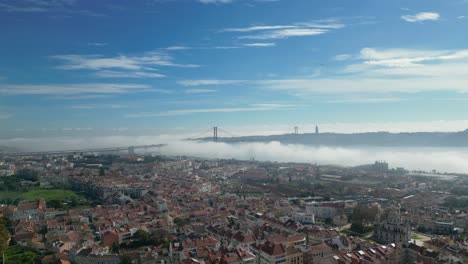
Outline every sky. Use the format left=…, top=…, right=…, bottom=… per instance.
left=1, top=0, right=468, bottom=139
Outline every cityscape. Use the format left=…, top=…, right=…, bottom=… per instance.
left=2, top=0, right=468, bottom=263
left=1, top=148, right=468, bottom=264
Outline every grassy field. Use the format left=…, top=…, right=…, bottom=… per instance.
left=0, top=188, right=84, bottom=201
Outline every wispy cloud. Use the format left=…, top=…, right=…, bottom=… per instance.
left=0, top=1, right=105, bottom=17
left=243, top=42, right=276, bottom=47
left=359, top=47, right=468, bottom=67
left=51, top=51, right=198, bottom=79
left=88, top=42, right=108, bottom=46
left=95, top=70, right=166, bottom=78
left=178, top=79, right=244, bottom=86
left=126, top=104, right=293, bottom=118
left=326, top=97, right=402, bottom=103
left=224, top=25, right=297, bottom=32
left=70, top=104, right=128, bottom=109
left=185, top=89, right=217, bottom=94
left=165, top=46, right=191, bottom=50
left=0, top=83, right=152, bottom=95
left=52, top=52, right=199, bottom=71
left=47, top=94, right=114, bottom=100
left=401, top=12, right=440, bottom=22
left=240, top=28, right=328, bottom=39
left=333, top=54, right=352, bottom=61
left=256, top=47, right=468, bottom=93
left=191, top=47, right=468, bottom=94
left=225, top=21, right=344, bottom=40
left=0, top=3, right=46, bottom=12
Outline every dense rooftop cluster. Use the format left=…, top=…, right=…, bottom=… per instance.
left=0, top=153, right=468, bottom=263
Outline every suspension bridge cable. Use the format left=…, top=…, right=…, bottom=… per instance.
left=217, top=127, right=239, bottom=138
left=186, top=127, right=215, bottom=140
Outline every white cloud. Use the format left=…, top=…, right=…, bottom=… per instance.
left=0, top=83, right=152, bottom=95
left=243, top=42, right=276, bottom=47
left=125, top=104, right=293, bottom=118
left=87, top=42, right=107, bottom=46
left=358, top=47, right=468, bottom=68
left=52, top=52, right=199, bottom=71
left=333, top=54, right=352, bottom=61
left=253, top=47, right=468, bottom=94
left=240, top=28, right=327, bottom=39
left=166, top=46, right=191, bottom=50
left=178, top=46, right=468, bottom=94
left=458, top=16, right=465, bottom=19
left=257, top=77, right=468, bottom=93
left=95, top=70, right=166, bottom=78
left=224, top=21, right=344, bottom=40
left=185, top=89, right=217, bottom=94
left=177, top=79, right=244, bottom=86
left=224, top=25, right=297, bottom=32
left=0, top=3, right=46, bottom=12
left=0, top=1, right=105, bottom=17
left=401, top=12, right=440, bottom=22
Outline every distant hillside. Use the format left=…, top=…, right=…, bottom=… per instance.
left=198, top=130, right=468, bottom=147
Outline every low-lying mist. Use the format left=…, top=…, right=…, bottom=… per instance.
left=2, top=135, right=468, bottom=173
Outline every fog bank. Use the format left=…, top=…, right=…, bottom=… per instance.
left=2, top=136, right=468, bottom=173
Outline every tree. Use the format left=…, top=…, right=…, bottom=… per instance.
left=133, top=229, right=149, bottom=243
left=416, top=226, right=428, bottom=233
left=173, top=217, right=189, bottom=228
left=111, top=242, right=120, bottom=253
left=38, top=226, right=48, bottom=235
left=120, top=255, right=131, bottom=264
left=47, top=199, right=62, bottom=209
left=0, top=222, right=10, bottom=264
left=350, top=205, right=379, bottom=234
left=70, top=196, right=78, bottom=207
left=15, top=169, right=39, bottom=181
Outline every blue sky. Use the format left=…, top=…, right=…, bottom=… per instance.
left=1, top=0, right=468, bottom=138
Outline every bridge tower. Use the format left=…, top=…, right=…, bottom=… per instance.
left=128, top=146, right=135, bottom=155
left=213, top=126, right=218, bottom=142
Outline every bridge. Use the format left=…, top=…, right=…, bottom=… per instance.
left=1, top=126, right=230, bottom=157
left=1, top=125, right=303, bottom=157
left=3, top=144, right=167, bottom=157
